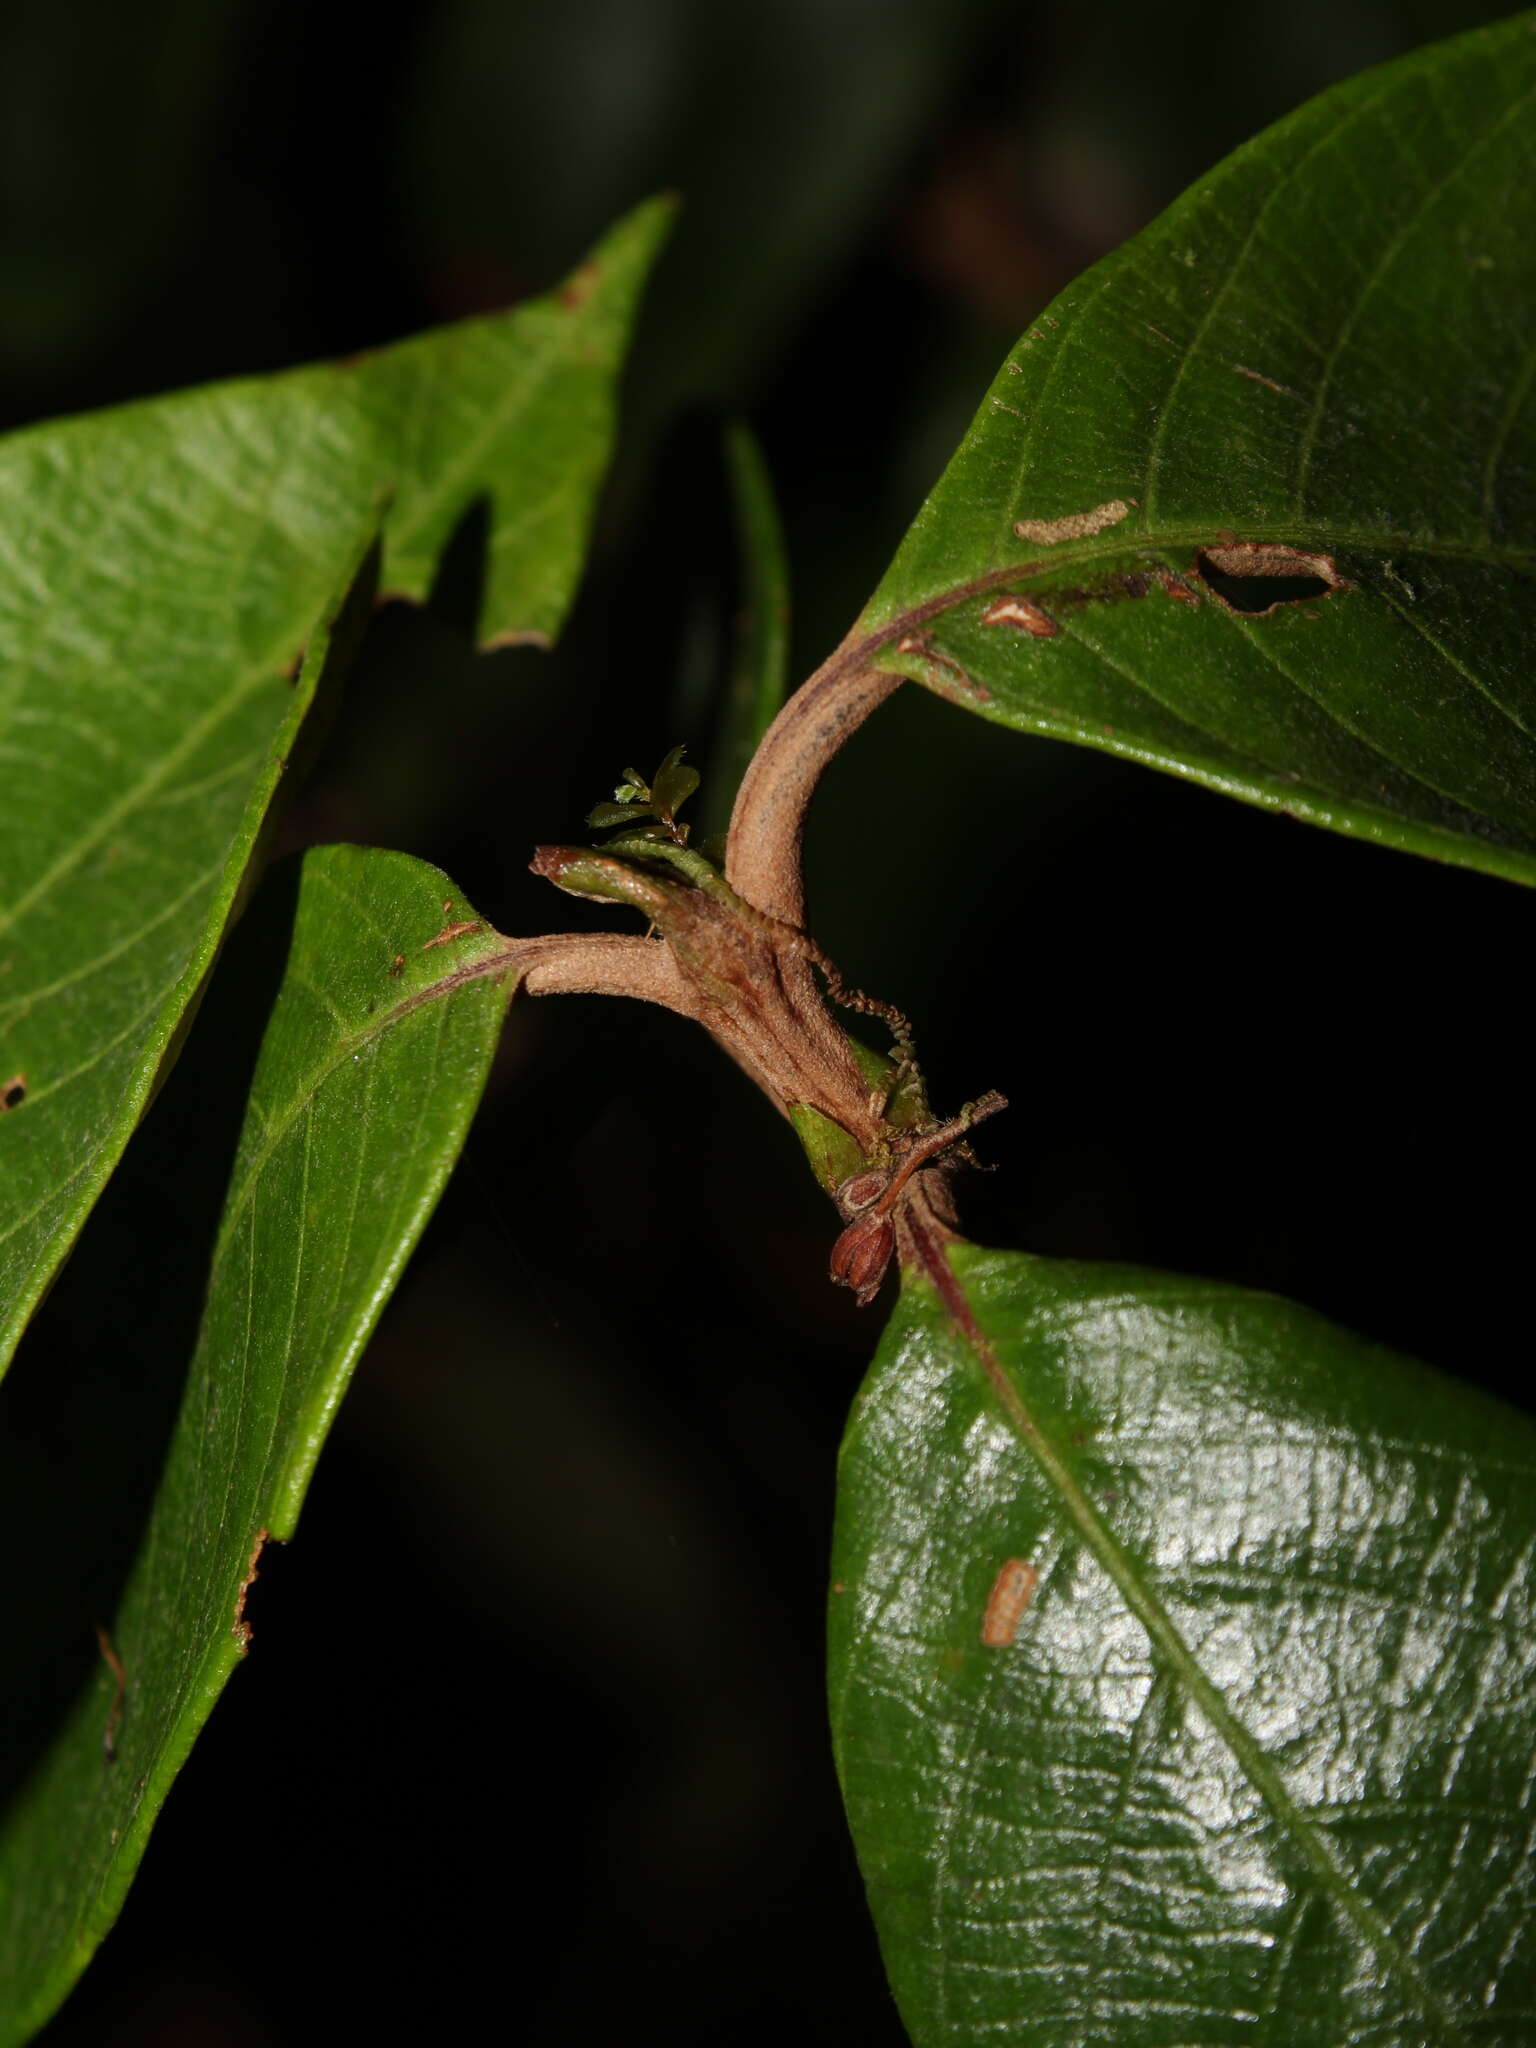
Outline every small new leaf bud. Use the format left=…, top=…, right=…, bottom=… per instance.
left=835, top=1167, right=888, bottom=1219
left=829, top=1211, right=895, bottom=1307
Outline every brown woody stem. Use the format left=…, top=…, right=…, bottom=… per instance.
left=516, top=932, right=698, bottom=1014
left=496, top=612, right=1006, bottom=1306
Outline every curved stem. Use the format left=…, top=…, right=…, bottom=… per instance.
left=724, top=625, right=902, bottom=925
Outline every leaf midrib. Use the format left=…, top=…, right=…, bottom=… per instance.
left=207, top=933, right=519, bottom=1271
left=859, top=512, right=1536, bottom=873
left=866, top=520, right=1536, bottom=650
left=934, top=1255, right=1462, bottom=2044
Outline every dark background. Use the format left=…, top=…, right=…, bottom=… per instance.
left=2, top=1, right=1530, bottom=2040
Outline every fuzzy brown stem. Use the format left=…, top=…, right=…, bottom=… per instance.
left=724, top=626, right=903, bottom=925
left=492, top=932, right=701, bottom=1017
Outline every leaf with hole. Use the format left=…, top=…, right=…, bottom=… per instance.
left=0, top=845, right=516, bottom=2042
left=859, top=16, right=1536, bottom=887
left=0, top=196, right=669, bottom=1377
left=831, top=1245, right=1536, bottom=2046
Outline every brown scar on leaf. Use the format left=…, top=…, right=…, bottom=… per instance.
left=1233, top=364, right=1300, bottom=398
left=0, top=1073, right=26, bottom=1112
left=981, top=1559, right=1039, bottom=1646
left=895, top=632, right=989, bottom=701
left=232, top=1529, right=270, bottom=1655
left=1013, top=499, right=1133, bottom=546
left=284, top=646, right=307, bottom=685
left=980, top=594, right=1058, bottom=638
left=558, top=261, right=600, bottom=310
left=1145, top=324, right=1176, bottom=347
left=481, top=626, right=554, bottom=653
left=422, top=920, right=482, bottom=951
left=96, top=1624, right=127, bottom=1761
left=1052, top=571, right=1153, bottom=608
left=1034, top=566, right=1200, bottom=615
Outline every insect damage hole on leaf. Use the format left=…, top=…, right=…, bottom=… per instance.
left=0, top=1074, right=25, bottom=1111
left=1195, top=542, right=1345, bottom=615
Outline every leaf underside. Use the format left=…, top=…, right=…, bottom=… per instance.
left=863, top=16, right=1536, bottom=888
left=831, top=1245, right=1536, bottom=2046
left=0, top=846, right=516, bottom=2042
left=0, top=196, right=670, bottom=1376
left=704, top=419, right=792, bottom=835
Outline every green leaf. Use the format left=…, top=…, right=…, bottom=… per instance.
left=0, top=845, right=516, bottom=2041
left=702, top=420, right=791, bottom=837
left=0, top=197, right=669, bottom=1378
left=831, top=1244, right=1536, bottom=2045
left=586, top=799, right=658, bottom=831
left=650, top=744, right=700, bottom=823
left=860, top=17, right=1536, bottom=887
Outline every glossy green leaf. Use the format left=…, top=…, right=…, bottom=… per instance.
left=861, top=17, right=1536, bottom=886
left=831, top=1244, right=1536, bottom=2045
left=0, top=197, right=669, bottom=1376
left=0, top=845, right=516, bottom=2041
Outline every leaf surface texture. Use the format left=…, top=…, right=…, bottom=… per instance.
left=864, top=19, right=1536, bottom=886
left=0, top=199, right=668, bottom=1371
left=831, top=1246, right=1536, bottom=2044
left=0, top=846, right=515, bottom=2038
